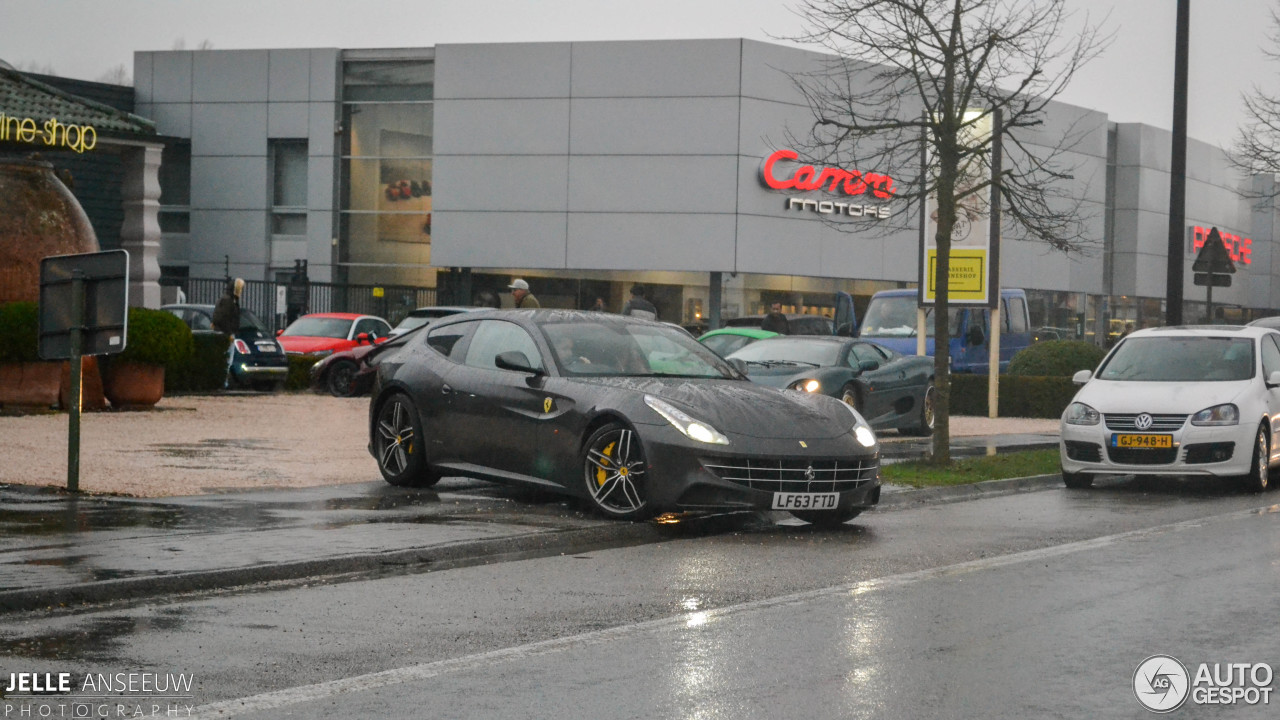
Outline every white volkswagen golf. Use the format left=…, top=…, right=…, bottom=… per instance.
left=1060, top=325, right=1280, bottom=492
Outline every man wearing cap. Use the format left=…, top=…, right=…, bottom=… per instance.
left=508, top=278, right=540, bottom=308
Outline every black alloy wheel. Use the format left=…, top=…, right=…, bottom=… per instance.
left=902, top=382, right=936, bottom=436
left=1062, top=468, right=1093, bottom=489
left=327, top=359, right=359, bottom=397
left=792, top=508, right=862, bottom=527
left=1239, top=425, right=1270, bottom=493
left=374, top=393, right=441, bottom=487
left=582, top=422, right=654, bottom=520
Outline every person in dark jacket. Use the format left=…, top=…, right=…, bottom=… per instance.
left=761, top=302, right=790, bottom=334
left=621, top=285, right=658, bottom=320
left=212, top=278, right=243, bottom=334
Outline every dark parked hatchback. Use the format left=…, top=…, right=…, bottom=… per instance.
left=162, top=303, right=289, bottom=390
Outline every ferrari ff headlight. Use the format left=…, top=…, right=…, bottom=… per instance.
left=644, top=395, right=730, bottom=445
left=836, top=397, right=877, bottom=447
left=1063, top=402, right=1100, bottom=426
left=1190, top=403, right=1239, bottom=426
left=788, top=378, right=821, bottom=393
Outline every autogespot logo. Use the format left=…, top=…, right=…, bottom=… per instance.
left=1134, top=655, right=1190, bottom=713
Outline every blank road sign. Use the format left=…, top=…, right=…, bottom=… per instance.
left=39, top=249, right=129, bottom=359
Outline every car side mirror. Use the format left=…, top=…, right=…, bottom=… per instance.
left=357, top=332, right=370, bottom=344
left=728, top=358, right=749, bottom=376
left=1072, top=369, right=1093, bottom=385
left=1269, top=370, right=1280, bottom=388
left=858, top=359, right=879, bottom=373
left=275, top=329, right=283, bottom=337
left=495, top=351, right=543, bottom=375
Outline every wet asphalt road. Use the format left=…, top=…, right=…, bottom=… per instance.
left=2, top=478, right=1278, bottom=718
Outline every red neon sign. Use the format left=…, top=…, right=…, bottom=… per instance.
left=1190, top=226, right=1251, bottom=266
left=760, top=149, right=896, bottom=199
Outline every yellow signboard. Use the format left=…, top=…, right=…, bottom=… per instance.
left=924, top=249, right=988, bottom=301
left=371, top=287, right=384, bottom=298
left=0, top=114, right=97, bottom=153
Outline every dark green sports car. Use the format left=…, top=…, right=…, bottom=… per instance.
left=728, top=336, right=936, bottom=435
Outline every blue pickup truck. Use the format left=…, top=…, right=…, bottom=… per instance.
left=857, top=288, right=1032, bottom=373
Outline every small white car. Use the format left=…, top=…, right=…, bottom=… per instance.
left=1060, top=325, right=1280, bottom=492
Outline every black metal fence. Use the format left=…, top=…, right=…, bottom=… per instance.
left=170, top=278, right=437, bottom=333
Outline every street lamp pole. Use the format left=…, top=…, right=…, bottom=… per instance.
left=1166, top=0, right=1190, bottom=325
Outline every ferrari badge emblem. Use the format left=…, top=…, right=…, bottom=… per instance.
left=544, top=397, right=553, bottom=413
left=798, top=441, right=808, bottom=448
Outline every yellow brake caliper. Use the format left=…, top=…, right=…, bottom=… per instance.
left=596, top=441, right=615, bottom=486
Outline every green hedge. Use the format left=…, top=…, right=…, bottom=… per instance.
left=118, top=307, right=193, bottom=368
left=0, top=302, right=39, bottom=363
left=166, top=333, right=231, bottom=392
left=1007, top=340, right=1106, bottom=377
left=287, top=353, right=322, bottom=391
left=951, top=374, right=1079, bottom=418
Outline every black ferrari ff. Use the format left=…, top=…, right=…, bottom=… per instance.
left=368, top=310, right=881, bottom=525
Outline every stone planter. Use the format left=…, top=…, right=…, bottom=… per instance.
left=0, top=361, right=62, bottom=408
left=102, top=361, right=165, bottom=409
left=59, top=356, right=107, bottom=411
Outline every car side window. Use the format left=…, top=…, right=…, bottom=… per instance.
left=1007, top=297, right=1029, bottom=333
left=190, top=310, right=213, bottom=331
left=848, top=343, right=881, bottom=368
left=464, top=320, right=544, bottom=372
left=1263, top=335, right=1280, bottom=379
left=353, top=318, right=383, bottom=339
left=426, top=322, right=472, bottom=362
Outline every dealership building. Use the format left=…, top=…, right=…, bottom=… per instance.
left=118, top=39, right=1279, bottom=341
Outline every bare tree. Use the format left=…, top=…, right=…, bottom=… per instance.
left=1235, top=8, right=1280, bottom=191
left=95, top=63, right=132, bottom=87
left=787, top=0, right=1108, bottom=462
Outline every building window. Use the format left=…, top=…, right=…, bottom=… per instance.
left=159, top=141, right=190, bottom=234
left=341, top=58, right=433, bottom=248
left=271, top=140, right=308, bottom=236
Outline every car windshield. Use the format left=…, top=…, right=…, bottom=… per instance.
left=542, top=321, right=736, bottom=378
left=238, top=308, right=266, bottom=331
left=701, top=333, right=758, bottom=357
left=860, top=296, right=963, bottom=338
left=728, top=339, right=842, bottom=367
left=282, top=317, right=352, bottom=339
left=394, top=315, right=432, bottom=333
left=1098, top=336, right=1255, bottom=382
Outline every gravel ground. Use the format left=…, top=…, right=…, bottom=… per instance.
left=0, top=393, right=1060, bottom=497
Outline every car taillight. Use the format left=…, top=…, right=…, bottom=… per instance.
left=233, top=339, right=250, bottom=354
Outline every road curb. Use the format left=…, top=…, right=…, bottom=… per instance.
left=877, top=473, right=1064, bottom=509
left=0, top=474, right=1066, bottom=614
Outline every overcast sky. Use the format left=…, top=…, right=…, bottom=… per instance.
left=1, top=0, right=1275, bottom=149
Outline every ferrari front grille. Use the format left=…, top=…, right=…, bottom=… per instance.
left=700, top=456, right=877, bottom=493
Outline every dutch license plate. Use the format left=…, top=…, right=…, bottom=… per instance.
left=1112, top=434, right=1173, bottom=449
left=771, top=492, right=839, bottom=510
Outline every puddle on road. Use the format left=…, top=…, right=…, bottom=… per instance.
left=1, top=608, right=189, bottom=661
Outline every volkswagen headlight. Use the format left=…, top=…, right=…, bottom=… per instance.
left=1190, top=403, right=1239, bottom=426
left=1063, top=402, right=1100, bottom=426
left=644, top=395, right=729, bottom=445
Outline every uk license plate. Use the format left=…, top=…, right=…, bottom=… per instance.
left=1112, top=434, right=1173, bottom=449
left=771, top=492, right=839, bottom=510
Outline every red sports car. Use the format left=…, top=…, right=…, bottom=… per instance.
left=276, top=313, right=393, bottom=356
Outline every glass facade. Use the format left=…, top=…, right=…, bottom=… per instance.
left=340, top=57, right=435, bottom=287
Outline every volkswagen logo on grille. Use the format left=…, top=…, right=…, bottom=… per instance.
left=1135, top=413, right=1154, bottom=430
left=804, top=465, right=816, bottom=481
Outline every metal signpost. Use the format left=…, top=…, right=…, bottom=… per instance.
left=1191, top=227, right=1235, bottom=323
left=38, top=250, right=130, bottom=492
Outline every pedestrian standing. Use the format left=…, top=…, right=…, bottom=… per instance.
left=212, top=278, right=244, bottom=388
left=508, top=278, right=540, bottom=308
left=621, top=285, right=657, bottom=320
left=761, top=302, right=790, bottom=334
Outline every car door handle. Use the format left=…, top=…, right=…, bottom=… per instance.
left=441, top=384, right=452, bottom=395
